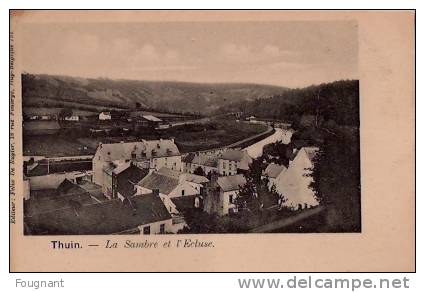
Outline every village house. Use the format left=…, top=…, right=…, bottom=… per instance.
left=135, top=167, right=208, bottom=232
left=218, top=149, right=252, bottom=176
left=182, top=152, right=220, bottom=176
left=275, top=147, right=320, bottom=210
left=24, top=191, right=172, bottom=235
left=247, top=115, right=257, bottom=123
left=203, top=174, right=247, bottom=216
left=261, top=163, right=287, bottom=190
left=102, top=161, right=148, bottom=200
left=98, top=111, right=112, bottom=120
left=155, top=167, right=209, bottom=193
left=92, top=139, right=182, bottom=187
left=135, top=167, right=207, bottom=207
left=131, top=114, right=163, bottom=129
left=23, top=158, right=93, bottom=191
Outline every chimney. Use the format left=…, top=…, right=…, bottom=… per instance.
left=120, top=140, right=124, bottom=144
left=170, top=137, right=175, bottom=143
left=99, top=142, right=103, bottom=149
left=152, top=189, right=160, bottom=196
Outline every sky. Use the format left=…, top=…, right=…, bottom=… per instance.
left=20, top=21, right=358, bottom=88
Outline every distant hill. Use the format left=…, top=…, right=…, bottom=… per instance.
left=21, top=74, right=287, bottom=115
left=218, top=80, right=359, bottom=127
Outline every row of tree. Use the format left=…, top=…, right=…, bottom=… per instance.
left=220, top=80, right=360, bottom=128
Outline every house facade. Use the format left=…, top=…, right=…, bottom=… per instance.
left=203, top=174, right=247, bottom=216
left=218, top=149, right=252, bottom=176
left=183, top=152, right=220, bottom=176
left=92, top=139, right=182, bottom=188
left=135, top=168, right=207, bottom=201
left=135, top=168, right=207, bottom=232
left=261, top=163, right=287, bottom=190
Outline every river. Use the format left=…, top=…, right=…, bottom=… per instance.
left=243, top=128, right=293, bottom=159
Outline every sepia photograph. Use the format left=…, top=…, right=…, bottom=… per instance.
left=9, top=9, right=415, bottom=273
left=18, top=18, right=361, bottom=235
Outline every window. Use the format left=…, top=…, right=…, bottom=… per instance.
left=229, top=195, right=234, bottom=204
left=160, top=224, right=165, bottom=234
left=131, top=152, right=136, bottom=159
left=181, top=189, right=185, bottom=196
left=143, top=226, right=151, bottom=235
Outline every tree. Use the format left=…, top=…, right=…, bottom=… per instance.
left=193, top=166, right=206, bottom=177
left=178, top=209, right=239, bottom=233
left=58, top=108, right=72, bottom=120
left=262, top=141, right=291, bottom=167
left=309, top=128, right=361, bottom=232
left=235, top=179, right=261, bottom=212
left=247, top=157, right=266, bottom=184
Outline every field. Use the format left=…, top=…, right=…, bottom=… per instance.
left=23, top=120, right=269, bottom=157
left=23, top=105, right=194, bottom=119
left=23, top=135, right=96, bottom=157
left=173, top=120, right=268, bottom=152
left=23, top=107, right=98, bottom=117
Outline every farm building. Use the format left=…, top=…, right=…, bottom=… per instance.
left=99, top=112, right=112, bottom=120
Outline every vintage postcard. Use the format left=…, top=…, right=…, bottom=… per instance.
left=9, top=10, right=415, bottom=272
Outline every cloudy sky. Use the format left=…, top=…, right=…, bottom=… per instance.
left=20, top=21, right=358, bottom=88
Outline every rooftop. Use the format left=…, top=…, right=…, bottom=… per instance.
left=171, top=195, right=197, bottom=213
left=142, top=115, right=162, bottom=122
left=217, top=174, right=247, bottom=192
left=25, top=159, right=92, bottom=177
left=137, top=172, right=179, bottom=195
left=96, top=139, right=180, bottom=162
left=157, top=167, right=209, bottom=184
left=220, top=149, right=247, bottom=162
left=25, top=193, right=171, bottom=235
left=24, top=179, right=98, bottom=217
left=116, top=164, right=149, bottom=197
left=192, top=153, right=219, bottom=167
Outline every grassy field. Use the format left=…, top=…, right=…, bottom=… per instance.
left=23, top=105, right=193, bottom=119
left=23, top=120, right=268, bottom=157
left=23, top=107, right=98, bottom=117
left=173, top=120, right=268, bottom=152
left=23, top=135, right=96, bottom=157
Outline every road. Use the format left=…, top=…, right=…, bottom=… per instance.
left=243, top=127, right=293, bottom=159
